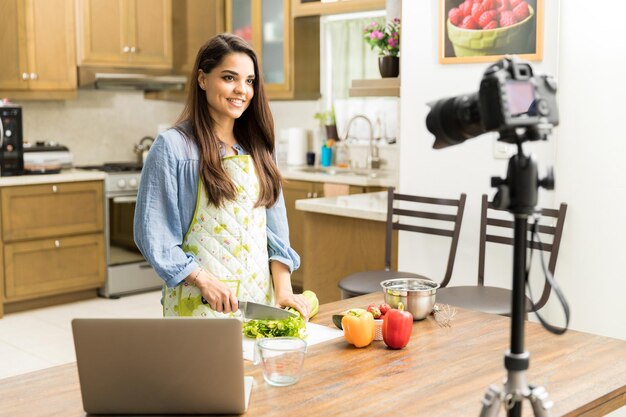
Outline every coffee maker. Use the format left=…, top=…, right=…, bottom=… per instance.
left=0, top=104, right=24, bottom=176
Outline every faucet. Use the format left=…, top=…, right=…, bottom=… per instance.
left=341, top=114, right=381, bottom=169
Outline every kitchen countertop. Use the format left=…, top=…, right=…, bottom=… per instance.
left=280, top=165, right=397, bottom=187
left=0, top=169, right=106, bottom=187
left=1, top=166, right=391, bottom=188
left=296, top=191, right=387, bottom=222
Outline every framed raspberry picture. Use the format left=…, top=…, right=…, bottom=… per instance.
left=439, top=0, right=543, bottom=64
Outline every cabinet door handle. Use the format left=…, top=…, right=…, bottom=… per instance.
left=130, top=46, right=137, bottom=53
left=52, top=185, right=58, bottom=193
left=123, top=46, right=130, bottom=53
left=22, top=72, right=29, bottom=80
left=54, top=240, right=60, bottom=248
left=30, top=72, right=38, bottom=80
left=306, top=192, right=311, bottom=198
left=312, top=192, right=318, bottom=198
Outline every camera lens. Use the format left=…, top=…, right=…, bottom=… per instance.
left=426, top=57, right=558, bottom=150
left=426, top=93, right=485, bottom=149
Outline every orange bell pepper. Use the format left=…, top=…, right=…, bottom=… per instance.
left=341, top=309, right=375, bottom=348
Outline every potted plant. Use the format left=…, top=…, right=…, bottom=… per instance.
left=363, top=18, right=401, bottom=77
left=314, top=106, right=338, bottom=141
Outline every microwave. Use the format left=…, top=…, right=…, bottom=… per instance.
left=0, top=104, right=24, bottom=176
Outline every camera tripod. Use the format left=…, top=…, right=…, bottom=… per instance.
left=479, top=138, right=554, bottom=417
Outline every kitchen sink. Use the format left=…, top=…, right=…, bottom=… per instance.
left=296, top=167, right=384, bottom=178
left=297, top=167, right=347, bottom=174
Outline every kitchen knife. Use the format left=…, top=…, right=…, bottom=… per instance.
left=239, top=301, right=298, bottom=321
left=201, top=298, right=297, bottom=320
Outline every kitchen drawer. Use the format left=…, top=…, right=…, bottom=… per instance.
left=349, top=185, right=386, bottom=194
left=1, top=181, right=104, bottom=242
left=3, top=233, right=105, bottom=300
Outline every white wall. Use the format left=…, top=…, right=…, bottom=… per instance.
left=400, top=0, right=625, bottom=341
left=551, top=2, right=626, bottom=340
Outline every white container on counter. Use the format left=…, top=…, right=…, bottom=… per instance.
left=286, top=128, right=308, bottom=166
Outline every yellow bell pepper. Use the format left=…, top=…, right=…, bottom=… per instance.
left=341, top=309, right=375, bottom=348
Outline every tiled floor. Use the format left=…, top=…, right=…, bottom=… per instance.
left=0, top=290, right=162, bottom=380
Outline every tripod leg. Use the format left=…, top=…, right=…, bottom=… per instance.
left=480, top=385, right=503, bottom=417
left=528, top=385, right=554, bottom=417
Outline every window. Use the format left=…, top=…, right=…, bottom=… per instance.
left=321, top=12, right=385, bottom=101
left=320, top=11, right=399, bottom=152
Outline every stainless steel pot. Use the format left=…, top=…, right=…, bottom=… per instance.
left=380, top=278, right=439, bottom=321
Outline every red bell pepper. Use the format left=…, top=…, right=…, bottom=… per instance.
left=382, top=303, right=413, bottom=349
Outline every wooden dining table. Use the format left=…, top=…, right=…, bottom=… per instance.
left=1, top=293, right=625, bottom=417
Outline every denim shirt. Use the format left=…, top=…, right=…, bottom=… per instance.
left=133, top=127, right=300, bottom=288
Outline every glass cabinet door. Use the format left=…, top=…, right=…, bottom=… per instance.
left=227, top=0, right=295, bottom=98
left=229, top=0, right=252, bottom=43
left=260, top=0, right=285, bottom=85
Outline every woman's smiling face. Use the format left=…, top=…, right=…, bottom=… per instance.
left=198, top=52, right=255, bottom=123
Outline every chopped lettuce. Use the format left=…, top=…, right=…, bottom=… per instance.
left=242, top=311, right=308, bottom=339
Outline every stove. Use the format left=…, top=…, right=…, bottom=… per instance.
left=78, top=162, right=162, bottom=297
left=77, top=162, right=143, bottom=196
left=78, top=161, right=143, bottom=173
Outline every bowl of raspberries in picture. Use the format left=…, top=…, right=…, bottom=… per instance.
left=447, top=0, right=535, bottom=57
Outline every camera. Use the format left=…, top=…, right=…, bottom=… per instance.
left=426, top=56, right=559, bottom=149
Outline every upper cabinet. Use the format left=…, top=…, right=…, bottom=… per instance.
left=172, top=0, right=225, bottom=78
left=0, top=0, right=77, bottom=99
left=226, top=0, right=319, bottom=100
left=76, top=0, right=173, bottom=69
left=144, top=0, right=225, bottom=101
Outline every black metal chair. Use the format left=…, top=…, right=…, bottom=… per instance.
left=436, top=194, right=568, bottom=316
left=337, top=187, right=467, bottom=299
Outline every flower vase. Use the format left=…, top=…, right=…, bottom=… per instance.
left=378, top=56, right=399, bottom=78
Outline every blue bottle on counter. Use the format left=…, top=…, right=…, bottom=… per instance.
left=320, top=146, right=332, bottom=167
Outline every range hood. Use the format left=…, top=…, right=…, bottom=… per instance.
left=93, top=73, right=186, bottom=91
left=78, top=68, right=187, bottom=91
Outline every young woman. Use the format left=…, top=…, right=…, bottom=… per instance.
left=134, top=34, right=310, bottom=319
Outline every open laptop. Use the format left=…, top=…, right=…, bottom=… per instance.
left=72, top=318, right=253, bottom=415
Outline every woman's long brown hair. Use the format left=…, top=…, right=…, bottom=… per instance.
left=175, top=33, right=282, bottom=208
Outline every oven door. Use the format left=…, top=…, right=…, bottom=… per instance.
left=100, top=194, right=163, bottom=297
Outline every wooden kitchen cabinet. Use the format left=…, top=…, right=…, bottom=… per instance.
left=282, top=179, right=384, bottom=288
left=282, top=180, right=324, bottom=288
left=171, top=0, right=225, bottom=78
left=76, top=0, right=173, bottom=69
left=226, top=0, right=320, bottom=100
left=302, top=211, right=397, bottom=304
left=1, top=182, right=103, bottom=242
left=0, top=0, right=77, bottom=100
left=144, top=0, right=225, bottom=102
left=3, top=234, right=105, bottom=300
left=0, top=181, right=105, bottom=316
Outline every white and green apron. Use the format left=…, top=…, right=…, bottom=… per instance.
left=162, top=155, right=273, bottom=317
